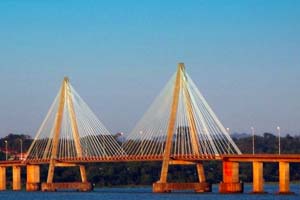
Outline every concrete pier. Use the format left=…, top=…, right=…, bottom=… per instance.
left=26, top=165, right=40, bottom=191
left=0, top=166, right=6, bottom=191
left=252, top=161, right=264, bottom=193
left=12, top=166, right=21, bottom=191
left=278, top=161, right=292, bottom=194
left=219, top=161, right=243, bottom=193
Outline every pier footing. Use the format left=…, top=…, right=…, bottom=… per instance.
left=276, top=191, right=295, bottom=195
left=219, top=182, right=243, bottom=193
left=153, top=182, right=211, bottom=193
left=41, top=182, right=92, bottom=192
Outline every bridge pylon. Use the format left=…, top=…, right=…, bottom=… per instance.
left=123, top=62, right=241, bottom=192
left=25, top=76, right=125, bottom=191
left=153, top=63, right=211, bottom=192
left=40, top=77, right=91, bottom=191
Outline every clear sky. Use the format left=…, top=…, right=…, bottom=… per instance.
left=0, top=0, right=299, bottom=137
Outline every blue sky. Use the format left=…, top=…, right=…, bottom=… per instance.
left=0, top=0, right=299, bottom=137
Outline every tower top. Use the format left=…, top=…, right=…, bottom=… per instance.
left=64, top=77, right=69, bottom=83
left=178, top=63, right=185, bottom=71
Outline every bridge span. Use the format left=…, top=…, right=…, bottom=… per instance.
left=0, top=63, right=299, bottom=194
left=0, top=154, right=300, bottom=194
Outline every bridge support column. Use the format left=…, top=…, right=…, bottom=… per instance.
left=0, top=166, right=6, bottom=191
left=219, top=161, right=243, bottom=193
left=196, top=163, right=206, bottom=183
left=278, top=162, right=293, bottom=194
left=252, top=161, right=264, bottom=193
left=12, top=166, right=21, bottom=191
left=26, top=165, right=40, bottom=191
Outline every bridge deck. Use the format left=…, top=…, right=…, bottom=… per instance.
left=222, top=154, right=300, bottom=162
left=1, top=154, right=300, bottom=167
left=0, top=154, right=219, bottom=166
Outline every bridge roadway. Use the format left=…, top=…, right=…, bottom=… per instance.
left=0, top=154, right=300, bottom=167
left=0, top=154, right=220, bottom=166
left=1, top=154, right=300, bottom=166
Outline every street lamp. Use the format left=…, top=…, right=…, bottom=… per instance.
left=139, top=131, right=143, bottom=155
left=84, top=137, right=88, bottom=157
left=226, top=127, right=230, bottom=133
left=19, top=139, right=23, bottom=160
left=120, top=132, right=124, bottom=143
left=251, top=127, right=255, bottom=154
left=159, top=129, right=163, bottom=153
left=4, top=140, right=8, bottom=160
left=226, top=128, right=230, bottom=153
left=277, top=126, right=281, bottom=155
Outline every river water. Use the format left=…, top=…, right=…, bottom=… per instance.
left=0, top=184, right=299, bottom=200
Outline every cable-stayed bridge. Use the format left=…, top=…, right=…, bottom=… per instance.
left=0, top=63, right=299, bottom=194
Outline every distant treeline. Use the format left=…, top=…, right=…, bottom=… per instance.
left=1, top=133, right=300, bottom=186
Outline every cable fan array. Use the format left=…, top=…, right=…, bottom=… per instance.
left=122, top=66, right=241, bottom=157
left=26, top=65, right=241, bottom=161
left=26, top=78, right=124, bottom=160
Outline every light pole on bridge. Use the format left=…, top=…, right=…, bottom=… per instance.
left=4, top=140, right=8, bottom=160
left=251, top=127, right=255, bottom=154
left=120, top=132, right=124, bottom=144
left=226, top=128, right=230, bottom=153
left=19, top=139, right=23, bottom=160
left=139, top=131, right=143, bottom=155
left=277, top=126, right=281, bottom=155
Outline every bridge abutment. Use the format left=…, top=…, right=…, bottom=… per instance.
left=26, top=165, right=40, bottom=191
left=219, top=161, right=243, bottom=193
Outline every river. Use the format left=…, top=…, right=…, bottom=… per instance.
left=0, top=184, right=299, bottom=200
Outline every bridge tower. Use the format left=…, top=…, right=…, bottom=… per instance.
left=153, top=63, right=210, bottom=192
left=41, top=77, right=90, bottom=191
left=123, top=63, right=241, bottom=193
left=26, top=76, right=124, bottom=191
left=123, top=63, right=241, bottom=192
